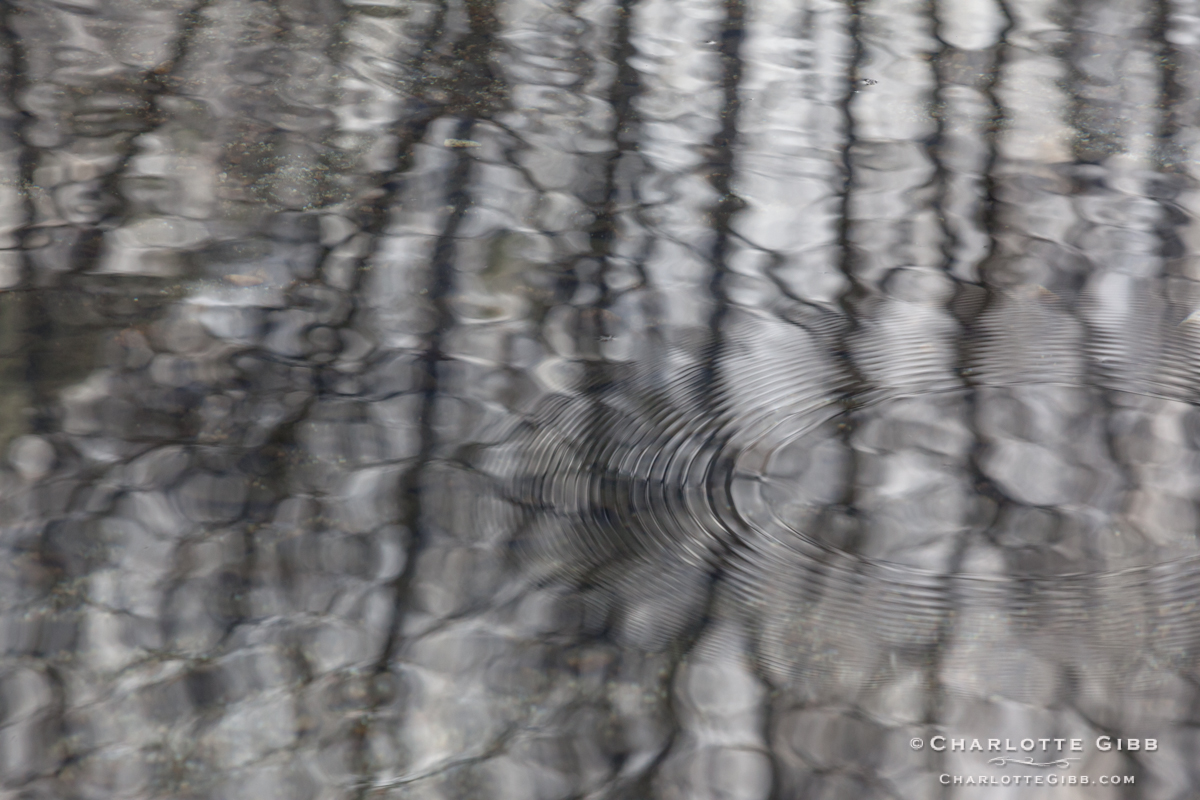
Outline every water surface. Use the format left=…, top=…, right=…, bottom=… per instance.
left=2, top=0, right=1200, bottom=797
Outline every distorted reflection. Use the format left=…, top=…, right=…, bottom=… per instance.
left=1, top=0, right=1198, bottom=797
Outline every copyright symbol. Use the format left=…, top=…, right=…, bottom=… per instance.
left=910, top=738, right=924, bottom=750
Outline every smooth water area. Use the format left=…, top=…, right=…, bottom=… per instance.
left=1, top=0, right=1200, bottom=797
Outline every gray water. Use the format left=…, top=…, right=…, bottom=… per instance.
left=2, top=0, right=1200, bottom=797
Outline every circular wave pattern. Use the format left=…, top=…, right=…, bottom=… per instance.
left=468, top=308, right=1200, bottom=685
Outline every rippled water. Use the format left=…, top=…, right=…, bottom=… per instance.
left=2, top=0, right=1200, bottom=797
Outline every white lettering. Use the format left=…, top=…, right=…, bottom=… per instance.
left=1097, top=736, right=1112, bottom=751
left=1146, top=739, right=1158, bottom=751
left=931, top=736, right=945, bottom=752
left=1021, top=738, right=1035, bottom=751
left=1071, top=739, right=1083, bottom=751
